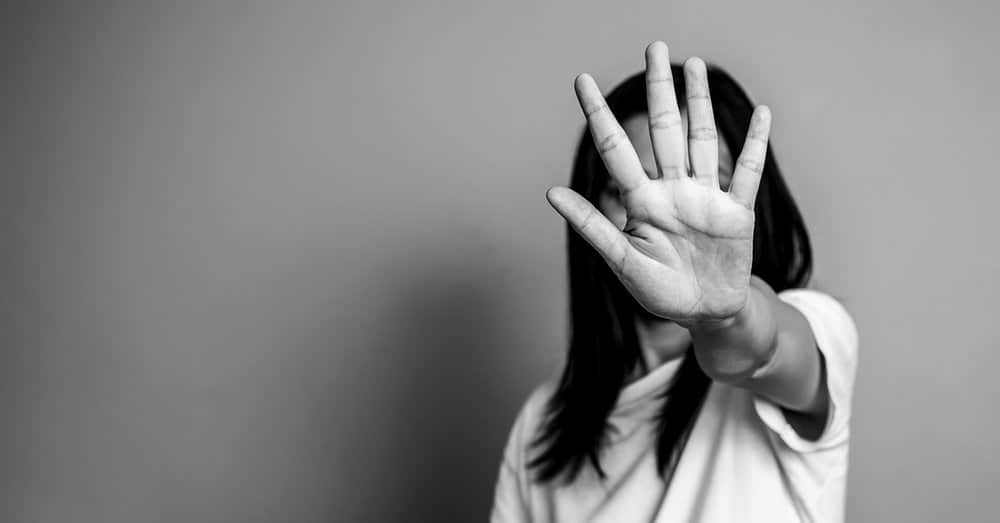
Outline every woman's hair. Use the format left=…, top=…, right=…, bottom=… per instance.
left=528, top=64, right=813, bottom=484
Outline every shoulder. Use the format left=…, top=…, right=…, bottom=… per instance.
left=500, top=377, right=559, bottom=467
left=524, top=378, right=559, bottom=422
left=491, top=379, right=559, bottom=521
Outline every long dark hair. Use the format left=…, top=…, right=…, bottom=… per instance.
left=528, top=63, right=813, bottom=484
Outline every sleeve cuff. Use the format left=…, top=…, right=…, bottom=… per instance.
left=752, top=289, right=859, bottom=453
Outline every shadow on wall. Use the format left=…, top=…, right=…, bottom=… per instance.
left=333, top=232, right=526, bottom=522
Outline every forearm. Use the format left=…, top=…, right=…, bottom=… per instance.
left=689, top=277, right=825, bottom=415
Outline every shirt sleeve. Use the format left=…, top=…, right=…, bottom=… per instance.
left=752, top=288, right=859, bottom=452
left=750, top=289, right=859, bottom=521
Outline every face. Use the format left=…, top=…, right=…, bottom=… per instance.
left=598, top=109, right=735, bottom=230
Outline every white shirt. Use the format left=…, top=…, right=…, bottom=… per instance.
left=490, top=289, right=859, bottom=523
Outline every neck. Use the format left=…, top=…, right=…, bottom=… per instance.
left=633, top=312, right=691, bottom=377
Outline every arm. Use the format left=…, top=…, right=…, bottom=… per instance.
left=545, top=43, right=828, bottom=438
left=689, top=276, right=829, bottom=439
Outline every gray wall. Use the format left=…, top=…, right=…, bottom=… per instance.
left=3, top=1, right=997, bottom=522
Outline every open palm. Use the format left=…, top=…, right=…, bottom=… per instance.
left=547, top=42, right=772, bottom=326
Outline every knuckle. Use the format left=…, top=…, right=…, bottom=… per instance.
left=660, top=165, right=687, bottom=178
left=580, top=208, right=597, bottom=233
left=597, top=131, right=627, bottom=152
left=688, top=127, right=718, bottom=141
left=737, top=158, right=764, bottom=173
left=646, top=74, right=674, bottom=86
left=615, top=248, right=629, bottom=274
left=649, top=109, right=682, bottom=130
left=583, top=101, right=608, bottom=118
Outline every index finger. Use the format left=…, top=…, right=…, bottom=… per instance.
left=575, top=73, right=648, bottom=195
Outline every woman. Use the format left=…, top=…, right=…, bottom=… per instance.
left=490, top=42, right=858, bottom=522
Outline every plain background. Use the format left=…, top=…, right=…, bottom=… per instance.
left=3, top=1, right=998, bottom=521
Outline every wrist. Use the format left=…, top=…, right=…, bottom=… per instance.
left=685, top=290, right=753, bottom=335
left=748, top=335, right=781, bottom=379
left=687, top=285, right=779, bottom=383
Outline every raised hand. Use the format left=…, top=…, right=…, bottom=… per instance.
left=546, top=42, right=772, bottom=327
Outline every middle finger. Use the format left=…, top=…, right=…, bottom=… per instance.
left=645, top=41, right=687, bottom=180
left=684, top=57, right=720, bottom=189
